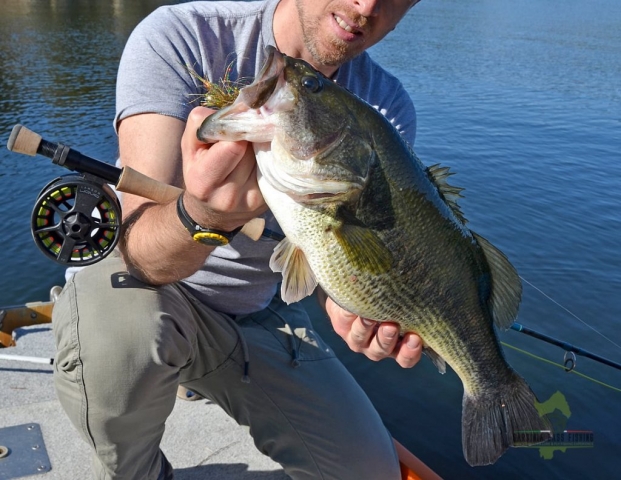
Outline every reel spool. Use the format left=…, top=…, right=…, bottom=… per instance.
left=31, top=174, right=121, bottom=266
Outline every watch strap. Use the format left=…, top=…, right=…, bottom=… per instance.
left=176, top=193, right=241, bottom=246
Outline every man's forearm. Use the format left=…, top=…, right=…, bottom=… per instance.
left=115, top=110, right=267, bottom=285
left=120, top=199, right=215, bottom=285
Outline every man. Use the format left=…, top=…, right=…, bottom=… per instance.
left=53, top=0, right=423, bottom=478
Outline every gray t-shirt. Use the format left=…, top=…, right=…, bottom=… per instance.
left=115, top=0, right=417, bottom=315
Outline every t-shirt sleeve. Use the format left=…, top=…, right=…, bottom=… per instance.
left=114, top=7, right=204, bottom=131
left=377, top=81, right=417, bottom=148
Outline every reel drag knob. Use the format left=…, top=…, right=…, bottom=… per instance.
left=31, top=175, right=121, bottom=266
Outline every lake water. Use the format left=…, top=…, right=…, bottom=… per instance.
left=1, top=0, right=620, bottom=478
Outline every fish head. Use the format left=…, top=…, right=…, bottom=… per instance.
left=198, top=46, right=375, bottom=205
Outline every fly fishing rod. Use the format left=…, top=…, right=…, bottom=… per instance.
left=6, top=125, right=265, bottom=266
left=510, top=322, right=621, bottom=372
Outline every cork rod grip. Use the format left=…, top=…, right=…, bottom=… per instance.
left=7, top=124, right=42, bottom=156
left=117, top=166, right=183, bottom=204
left=6, top=125, right=265, bottom=241
left=117, top=167, right=265, bottom=241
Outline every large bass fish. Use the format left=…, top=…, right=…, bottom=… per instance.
left=198, top=46, right=549, bottom=466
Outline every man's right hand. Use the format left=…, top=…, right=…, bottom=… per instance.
left=180, top=106, right=267, bottom=234
left=117, top=107, right=267, bottom=284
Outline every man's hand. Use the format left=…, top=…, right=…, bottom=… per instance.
left=325, top=297, right=422, bottom=368
left=117, top=107, right=267, bottom=284
left=180, top=106, right=268, bottom=232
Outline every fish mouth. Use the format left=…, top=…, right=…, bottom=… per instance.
left=264, top=167, right=366, bottom=206
left=265, top=174, right=363, bottom=206
left=236, top=46, right=285, bottom=109
left=292, top=189, right=358, bottom=205
left=197, top=46, right=290, bottom=144
left=255, top=144, right=365, bottom=205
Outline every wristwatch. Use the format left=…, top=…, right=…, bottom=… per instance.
left=176, top=193, right=241, bottom=246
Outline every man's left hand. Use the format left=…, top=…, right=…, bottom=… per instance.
left=325, top=297, right=422, bottom=368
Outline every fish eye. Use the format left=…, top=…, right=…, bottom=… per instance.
left=301, top=75, right=323, bottom=93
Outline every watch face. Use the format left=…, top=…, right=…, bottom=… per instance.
left=193, top=231, right=229, bottom=246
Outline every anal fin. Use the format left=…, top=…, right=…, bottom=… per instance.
left=424, top=345, right=447, bottom=374
left=473, top=232, right=522, bottom=330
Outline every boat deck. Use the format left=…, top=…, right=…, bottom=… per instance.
left=0, top=325, right=286, bottom=480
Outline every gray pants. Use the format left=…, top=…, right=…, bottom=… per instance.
left=52, top=255, right=400, bottom=479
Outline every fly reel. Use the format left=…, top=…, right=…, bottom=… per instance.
left=31, top=174, right=121, bottom=266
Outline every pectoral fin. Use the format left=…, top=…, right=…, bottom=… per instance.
left=333, top=224, right=393, bottom=275
left=473, top=232, right=522, bottom=330
left=270, top=237, right=318, bottom=304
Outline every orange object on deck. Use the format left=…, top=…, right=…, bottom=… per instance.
left=0, top=300, right=54, bottom=347
left=395, top=438, right=443, bottom=480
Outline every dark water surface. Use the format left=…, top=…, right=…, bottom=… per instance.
left=1, top=1, right=620, bottom=478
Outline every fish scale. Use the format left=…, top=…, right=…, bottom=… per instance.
left=278, top=188, right=514, bottom=403
left=198, top=46, right=550, bottom=467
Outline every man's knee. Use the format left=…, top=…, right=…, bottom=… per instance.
left=53, top=258, right=194, bottom=467
left=53, top=256, right=197, bottom=382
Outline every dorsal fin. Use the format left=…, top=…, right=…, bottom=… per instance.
left=270, top=237, right=318, bottom=304
left=427, top=163, right=467, bottom=224
left=473, top=232, right=522, bottom=330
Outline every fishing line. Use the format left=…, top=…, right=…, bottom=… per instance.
left=520, top=275, right=621, bottom=352
left=502, top=342, right=621, bottom=393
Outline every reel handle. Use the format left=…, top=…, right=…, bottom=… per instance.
left=7, top=124, right=264, bottom=240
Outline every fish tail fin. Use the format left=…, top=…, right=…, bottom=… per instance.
left=462, top=372, right=550, bottom=466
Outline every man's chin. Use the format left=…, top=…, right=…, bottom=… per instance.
left=308, top=40, right=360, bottom=67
